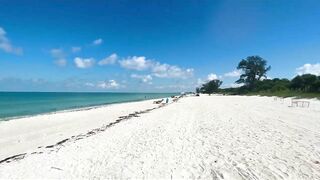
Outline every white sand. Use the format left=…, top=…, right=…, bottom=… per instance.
left=0, top=99, right=159, bottom=160
left=1, top=95, right=320, bottom=179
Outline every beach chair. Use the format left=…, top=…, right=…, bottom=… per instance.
left=291, top=100, right=310, bottom=108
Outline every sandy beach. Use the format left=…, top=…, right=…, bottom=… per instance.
left=1, top=95, right=320, bottom=179
left=0, top=99, right=160, bottom=160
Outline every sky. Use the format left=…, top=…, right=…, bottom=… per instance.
left=0, top=0, right=320, bottom=92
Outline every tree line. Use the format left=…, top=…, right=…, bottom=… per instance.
left=197, top=56, right=320, bottom=96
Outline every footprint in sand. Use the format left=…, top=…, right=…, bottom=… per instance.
left=314, top=142, right=320, bottom=150
left=274, top=162, right=288, bottom=176
left=299, top=164, right=313, bottom=178
left=314, top=142, right=320, bottom=159
left=260, top=167, right=277, bottom=180
left=282, top=142, right=292, bottom=150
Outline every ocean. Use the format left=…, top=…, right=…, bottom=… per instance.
left=0, top=92, right=178, bottom=121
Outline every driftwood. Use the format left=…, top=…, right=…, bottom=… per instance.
left=0, top=153, right=26, bottom=164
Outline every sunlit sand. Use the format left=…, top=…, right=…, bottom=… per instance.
left=1, top=95, right=320, bottom=179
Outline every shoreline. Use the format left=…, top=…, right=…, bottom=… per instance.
left=0, top=94, right=176, bottom=122
left=0, top=97, right=174, bottom=160
left=0, top=101, right=167, bottom=164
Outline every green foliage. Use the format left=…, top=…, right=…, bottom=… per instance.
left=199, top=79, right=223, bottom=94
left=236, top=56, right=271, bottom=89
left=220, top=75, right=319, bottom=98
left=290, top=74, right=320, bottom=92
left=290, top=75, right=303, bottom=90
left=217, top=87, right=239, bottom=95
left=196, top=87, right=200, bottom=93
left=196, top=54, right=319, bottom=98
left=255, top=78, right=290, bottom=92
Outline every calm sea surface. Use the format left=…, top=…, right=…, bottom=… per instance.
left=0, top=92, right=177, bottom=121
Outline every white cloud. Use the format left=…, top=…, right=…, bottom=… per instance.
left=98, top=53, right=118, bottom=65
left=84, top=82, right=95, bottom=87
left=152, top=63, right=194, bottom=79
left=260, top=76, right=272, bottom=80
left=207, top=73, right=218, bottom=81
left=224, top=69, right=242, bottom=78
left=197, top=78, right=205, bottom=86
left=296, top=63, right=320, bottom=76
left=71, top=46, right=81, bottom=53
left=92, top=38, right=103, bottom=45
left=220, top=83, right=244, bottom=89
left=131, top=74, right=153, bottom=83
left=97, top=80, right=119, bottom=89
left=196, top=73, right=221, bottom=88
left=84, top=80, right=120, bottom=89
left=74, top=57, right=95, bottom=69
left=119, top=55, right=194, bottom=79
left=230, top=83, right=245, bottom=88
left=197, top=73, right=219, bottom=87
left=50, top=48, right=67, bottom=67
left=0, top=27, right=23, bottom=55
left=119, top=56, right=153, bottom=71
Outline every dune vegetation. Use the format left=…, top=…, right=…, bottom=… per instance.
left=197, top=56, right=320, bottom=99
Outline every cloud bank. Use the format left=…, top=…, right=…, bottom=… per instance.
left=119, top=56, right=153, bottom=71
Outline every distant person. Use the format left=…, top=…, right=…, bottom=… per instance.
left=166, top=98, right=169, bottom=103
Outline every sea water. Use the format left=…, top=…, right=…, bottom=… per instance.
left=0, top=92, right=177, bottom=121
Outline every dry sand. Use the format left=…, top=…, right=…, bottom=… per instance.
left=0, top=95, right=320, bottom=179
left=0, top=99, right=159, bottom=160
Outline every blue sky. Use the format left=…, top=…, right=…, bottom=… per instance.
left=0, top=0, right=320, bottom=92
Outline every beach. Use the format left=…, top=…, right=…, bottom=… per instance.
left=0, top=99, right=162, bottom=160
left=1, top=95, right=320, bottom=179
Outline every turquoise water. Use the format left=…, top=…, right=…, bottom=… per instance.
left=0, top=92, right=177, bottom=121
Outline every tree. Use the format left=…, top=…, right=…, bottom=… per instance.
left=290, top=75, right=303, bottom=91
left=301, top=74, right=317, bottom=92
left=290, top=74, right=319, bottom=92
left=196, top=87, right=200, bottom=93
left=312, top=76, right=320, bottom=92
left=199, top=79, right=223, bottom=94
left=236, top=56, right=271, bottom=89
